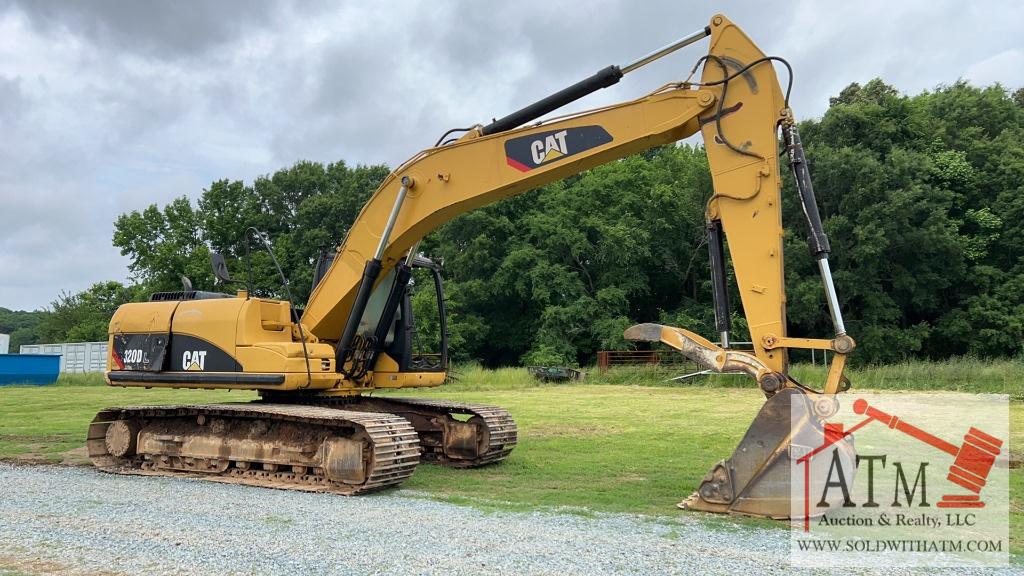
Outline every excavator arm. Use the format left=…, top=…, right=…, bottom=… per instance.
left=622, top=22, right=856, bottom=397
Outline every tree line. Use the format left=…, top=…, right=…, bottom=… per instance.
left=7, top=80, right=1023, bottom=366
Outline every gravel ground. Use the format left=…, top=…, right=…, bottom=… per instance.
left=0, top=463, right=1020, bottom=576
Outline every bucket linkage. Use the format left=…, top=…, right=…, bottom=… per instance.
left=624, top=323, right=856, bottom=519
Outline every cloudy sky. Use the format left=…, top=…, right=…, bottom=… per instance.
left=0, top=0, right=1021, bottom=311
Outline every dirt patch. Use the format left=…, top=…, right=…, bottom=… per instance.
left=0, top=448, right=59, bottom=465
left=0, top=435, right=82, bottom=466
left=60, top=447, right=90, bottom=466
left=0, top=434, right=71, bottom=442
left=523, top=423, right=621, bottom=439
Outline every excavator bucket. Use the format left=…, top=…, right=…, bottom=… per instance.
left=680, top=388, right=855, bottom=518
left=624, top=323, right=856, bottom=519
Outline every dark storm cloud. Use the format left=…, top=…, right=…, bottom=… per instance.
left=4, top=0, right=284, bottom=58
left=0, top=0, right=1021, bottom=312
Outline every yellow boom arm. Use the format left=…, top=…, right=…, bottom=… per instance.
left=302, top=14, right=851, bottom=394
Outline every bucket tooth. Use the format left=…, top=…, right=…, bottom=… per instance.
left=694, top=461, right=734, bottom=504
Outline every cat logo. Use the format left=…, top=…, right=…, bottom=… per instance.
left=182, top=350, right=207, bottom=371
left=530, top=130, right=569, bottom=165
left=505, top=125, right=613, bottom=172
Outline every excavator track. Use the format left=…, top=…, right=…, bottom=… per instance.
left=87, top=403, right=420, bottom=495
left=358, top=397, right=518, bottom=467
left=270, top=395, right=518, bottom=467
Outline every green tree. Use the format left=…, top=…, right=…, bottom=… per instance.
left=113, top=161, right=389, bottom=304
left=113, top=197, right=211, bottom=293
left=422, top=145, right=714, bottom=366
left=791, top=79, right=1024, bottom=361
left=0, top=307, right=48, bottom=350
left=38, top=281, right=144, bottom=342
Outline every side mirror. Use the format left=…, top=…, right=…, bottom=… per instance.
left=210, top=253, right=233, bottom=284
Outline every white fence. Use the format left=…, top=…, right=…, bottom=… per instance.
left=20, top=341, right=108, bottom=373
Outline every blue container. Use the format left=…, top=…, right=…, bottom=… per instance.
left=0, top=354, right=61, bottom=385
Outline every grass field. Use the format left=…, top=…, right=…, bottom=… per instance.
left=453, top=358, right=1024, bottom=398
left=0, top=362, right=1021, bottom=553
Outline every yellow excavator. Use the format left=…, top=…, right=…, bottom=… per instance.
left=89, top=13, right=855, bottom=518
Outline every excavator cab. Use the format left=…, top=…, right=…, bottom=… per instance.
left=388, top=256, right=448, bottom=373
left=311, top=248, right=448, bottom=377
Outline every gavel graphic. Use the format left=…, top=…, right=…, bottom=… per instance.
left=852, top=398, right=1003, bottom=508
